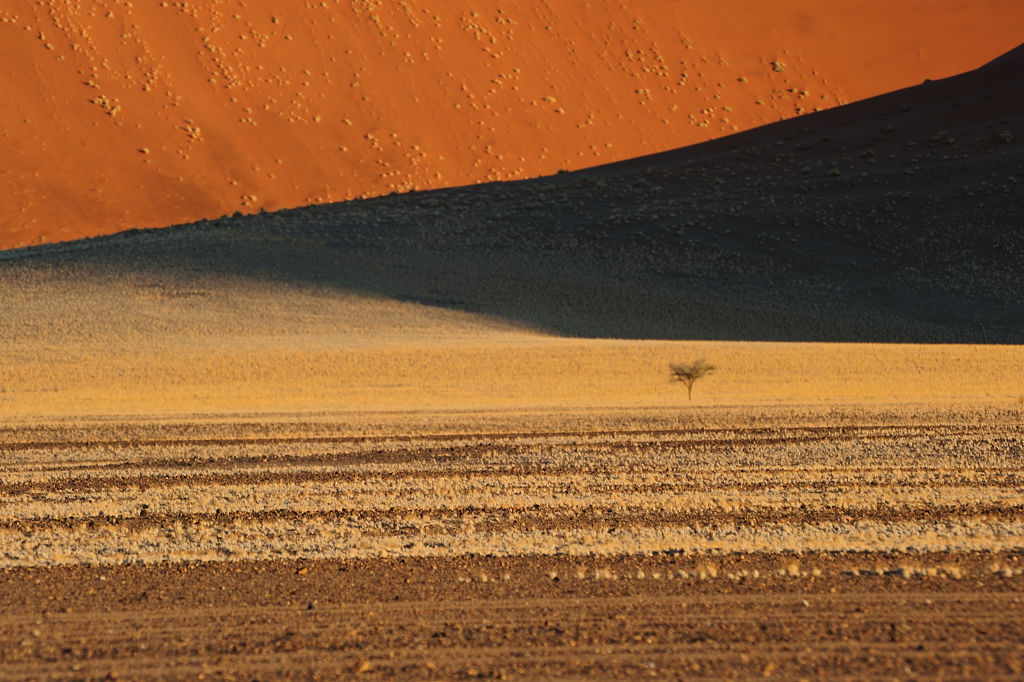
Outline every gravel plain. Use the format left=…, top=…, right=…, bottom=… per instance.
left=1, top=405, right=1022, bottom=679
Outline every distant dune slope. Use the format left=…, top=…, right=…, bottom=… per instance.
left=1, top=1, right=1023, bottom=248
left=6, top=40, right=1019, bottom=340
left=0, top=42, right=1022, bottom=416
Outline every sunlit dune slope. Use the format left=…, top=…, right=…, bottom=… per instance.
left=2, top=1, right=1023, bottom=249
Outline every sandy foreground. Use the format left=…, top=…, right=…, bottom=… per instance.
left=1, top=402, right=1023, bottom=679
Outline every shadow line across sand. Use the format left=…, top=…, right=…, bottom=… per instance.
left=2, top=44, right=1022, bottom=343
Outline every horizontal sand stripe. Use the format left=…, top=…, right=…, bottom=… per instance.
left=2, top=458, right=1024, bottom=491
left=1, top=425, right=1016, bottom=465
left=2, top=474, right=1022, bottom=520
left=4, top=589, right=1021, bottom=631
left=5, top=341, right=1024, bottom=416
left=3, top=518, right=1023, bottom=567
left=4, top=440, right=1023, bottom=478
left=7, top=636, right=1024, bottom=682
left=0, top=422, right=1004, bottom=452
left=4, top=504, right=1023, bottom=537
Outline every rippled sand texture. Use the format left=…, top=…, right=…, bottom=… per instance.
left=2, top=405, right=1023, bottom=567
left=1, top=406, right=1023, bottom=678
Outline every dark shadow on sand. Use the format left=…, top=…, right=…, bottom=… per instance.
left=3, top=44, right=1022, bottom=343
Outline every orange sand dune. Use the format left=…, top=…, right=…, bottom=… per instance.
left=2, top=1, right=1022, bottom=249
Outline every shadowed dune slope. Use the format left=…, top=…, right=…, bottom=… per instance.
left=5, top=41, right=1021, bottom=344
left=2, top=1, right=1024, bottom=248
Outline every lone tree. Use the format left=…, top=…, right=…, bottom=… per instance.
left=670, top=359, right=717, bottom=401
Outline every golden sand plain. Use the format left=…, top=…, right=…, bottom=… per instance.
left=2, top=298, right=1022, bottom=417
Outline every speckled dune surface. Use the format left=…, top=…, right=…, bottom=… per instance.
left=2, top=0, right=1024, bottom=248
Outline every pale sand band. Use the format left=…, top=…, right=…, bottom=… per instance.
left=4, top=518, right=1022, bottom=568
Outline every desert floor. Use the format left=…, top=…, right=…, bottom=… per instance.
left=2, top=400, right=1022, bottom=679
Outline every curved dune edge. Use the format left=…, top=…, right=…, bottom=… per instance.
left=3, top=0, right=1024, bottom=248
